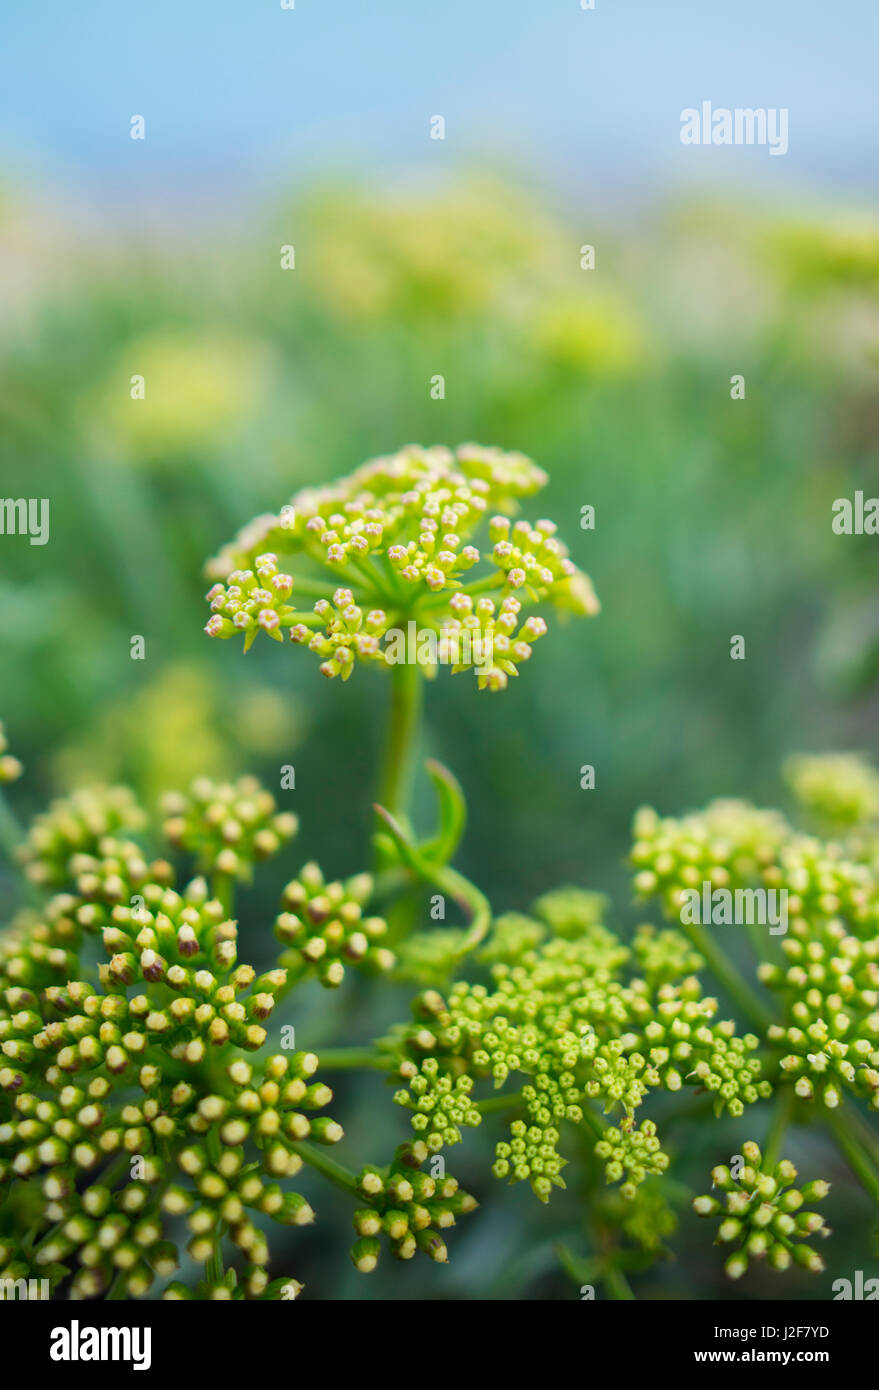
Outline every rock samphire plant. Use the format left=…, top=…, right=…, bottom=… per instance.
left=2, top=444, right=879, bottom=1299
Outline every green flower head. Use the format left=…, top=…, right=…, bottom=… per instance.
left=693, top=1140, right=831, bottom=1280
left=203, top=444, right=598, bottom=690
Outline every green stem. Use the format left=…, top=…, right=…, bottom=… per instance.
left=839, top=1097, right=879, bottom=1166
left=286, top=576, right=346, bottom=601
left=289, top=1140, right=363, bottom=1199
left=679, top=920, right=774, bottom=1033
left=0, top=789, right=42, bottom=906
left=603, top=1264, right=636, bottom=1300
left=105, top=1272, right=128, bottom=1300
left=763, top=1087, right=794, bottom=1168
left=373, top=806, right=491, bottom=954
left=205, top=1227, right=225, bottom=1286
left=211, top=871, right=234, bottom=915
left=476, top=1089, right=525, bottom=1115
left=377, top=661, right=423, bottom=824
left=580, top=1105, right=607, bottom=1140
left=315, top=1048, right=394, bottom=1071
left=284, top=610, right=325, bottom=626
left=421, top=572, right=503, bottom=607
left=345, top=553, right=400, bottom=607
left=825, top=1106, right=879, bottom=1205
left=0, top=789, right=22, bottom=860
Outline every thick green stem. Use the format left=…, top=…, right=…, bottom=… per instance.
left=377, top=661, right=423, bottom=824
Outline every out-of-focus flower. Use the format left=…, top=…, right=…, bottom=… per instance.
left=16, top=786, right=146, bottom=887
left=0, top=722, right=22, bottom=784
left=77, top=328, right=271, bottom=465
left=298, top=181, right=563, bottom=325
left=533, top=295, right=648, bottom=376
left=768, top=218, right=879, bottom=297
left=52, top=667, right=303, bottom=809
left=785, top=751, right=879, bottom=830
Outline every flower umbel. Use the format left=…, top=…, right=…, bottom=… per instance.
left=203, top=444, right=598, bottom=690
left=693, top=1140, right=831, bottom=1279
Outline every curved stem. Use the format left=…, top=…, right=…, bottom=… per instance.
left=373, top=805, right=491, bottom=954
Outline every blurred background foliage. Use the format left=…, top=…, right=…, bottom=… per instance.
left=1, top=171, right=879, bottom=1298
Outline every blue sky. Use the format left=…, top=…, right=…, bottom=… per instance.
left=1, top=0, right=876, bottom=214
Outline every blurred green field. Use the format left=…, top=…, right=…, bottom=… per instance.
left=2, top=173, right=879, bottom=1297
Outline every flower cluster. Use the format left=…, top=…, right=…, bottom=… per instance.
left=382, top=895, right=765, bottom=1204
left=350, top=1141, right=477, bottom=1272
left=785, top=751, right=879, bottom=831
left=203, top=444, right=598, bottom=690
left=593, top=1117, right=669, bottom=1198
left=693, top=1141, right=831, bottom=1279
left=0, top=854, right=341, bottom=1299
left=631, top=800, right=790, bottom=916
left=632, top=763, right=879, bottom=1110
left=0, top=768, right=405, bottom=1300
left=161, top=776, right=297, bottom=879
left=16, top=787, right=147, bottom=888
left=274, top=862, right=395, bottom=988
